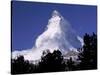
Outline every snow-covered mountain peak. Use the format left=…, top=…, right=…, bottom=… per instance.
left=12, top=10, right=84, bottom=61
left=35, top=10, right=83, bottom=52
left=52, top=10, right=61, bottom=18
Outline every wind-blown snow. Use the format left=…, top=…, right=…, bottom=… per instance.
left=12, top=10, right=83, bottom=61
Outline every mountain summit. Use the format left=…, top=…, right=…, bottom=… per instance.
left=12, top=10, right=83, bottom=60
left=52, top=10, right=61, bottom=17
left=35, top=10, right=83, bottom=53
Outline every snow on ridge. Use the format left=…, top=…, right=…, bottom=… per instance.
left=12, top=10, right=83, bottom=61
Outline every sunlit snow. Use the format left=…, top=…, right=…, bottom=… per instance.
left=12, top=10, right=83, bottom=61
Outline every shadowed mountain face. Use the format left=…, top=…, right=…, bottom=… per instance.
left=12, top=10, right=83, bottom=61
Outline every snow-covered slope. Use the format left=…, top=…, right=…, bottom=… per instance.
left=12, top=10, right=83, bottom=61
left=35, top=10, right=83, bottom=52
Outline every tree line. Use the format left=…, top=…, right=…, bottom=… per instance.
left=11, top=33, right=97, bottom=74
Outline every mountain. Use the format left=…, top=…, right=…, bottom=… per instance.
left=12, top=10, right=83, bottom=61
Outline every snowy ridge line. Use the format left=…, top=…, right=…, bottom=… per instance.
left=12, top=10, right=83, bottom=61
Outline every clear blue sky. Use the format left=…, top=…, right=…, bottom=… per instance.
left=12, top=1, right=97, bottom=51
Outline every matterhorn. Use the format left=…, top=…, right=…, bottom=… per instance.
left=12, top=10, right=83, bottom=61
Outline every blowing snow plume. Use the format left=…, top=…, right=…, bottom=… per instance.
left=12, top=10, right=83, bottom=61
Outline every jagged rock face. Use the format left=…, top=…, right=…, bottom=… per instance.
left=12, top=10, right=83, bottom=61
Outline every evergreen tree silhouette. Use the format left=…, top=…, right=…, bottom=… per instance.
left=38, top=50, right=66, bottom=72
left=78, top=33, right=97, bottom=70
left=11, top=56, right=37, bottom=74
left=65, top=57, right=76, bottom=71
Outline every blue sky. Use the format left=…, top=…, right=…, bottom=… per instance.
left=12, top=1, right=97, bottom=51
